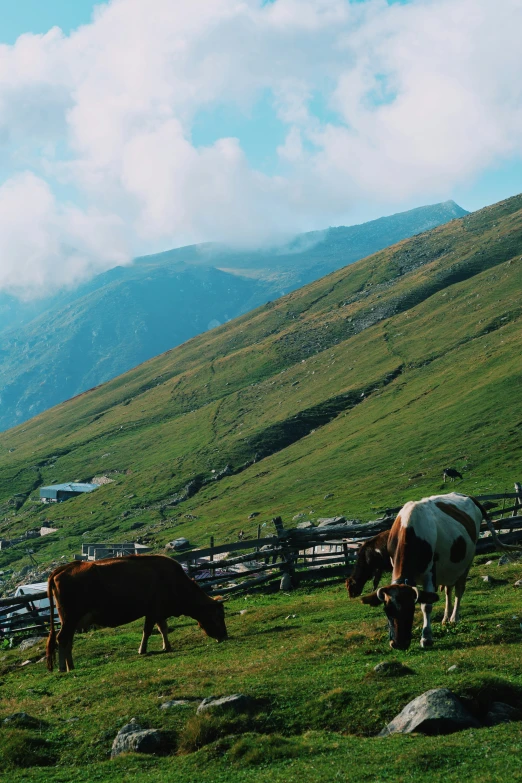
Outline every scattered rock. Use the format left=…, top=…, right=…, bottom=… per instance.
left=3, top=712, right=41, bottom=728
left=248, top=512, right=260, bottom=519
left=292, top=513, right=306, bottom=522
left=19, top=636, right=46, bottom=652
left=20, top=659, right=33, bottom=667
left=482, top=575, right=508, bottom=585
left=373, top=661, right=414, bottom=677
left=121, top=511, right=131, bottom=519
left=110, top=718, right=162, bottom=758
left=485, top=560, right=494, bottom=566
left=447, top=665, right=459, bottom=673
left=239, top=609, right=248, bottom=615
left=317, top=517, right=347, bottom=527
left=324, top=493, right=334, bottom=500
left=197, top=694, right=253, bottom=715
left=379, top=689, right=481, bottom=737
left=166, top=538, right=190, bottom=551
left=159, top=700, right=190, bottom=710
left=296, top=521, right=314, bottom=529
left=485, top=702, right=522, bottom=726
left=514, top=580, right=522, bottom=588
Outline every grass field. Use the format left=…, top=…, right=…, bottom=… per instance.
left=2, top=556, right=522, bottom=781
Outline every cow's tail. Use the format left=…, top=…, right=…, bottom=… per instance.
left=474, top=497, right=522, bottom=560
left=46, top=576, right=56, bottom=672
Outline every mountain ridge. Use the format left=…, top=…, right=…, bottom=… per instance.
left=0, top=200, right=466, bottom=431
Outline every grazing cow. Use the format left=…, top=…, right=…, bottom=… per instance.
left=443, top=468, right=463, bottom=483
left=346, top=530, right=391, bottom=598
left=46, top=555, right=227, bottom=673
left=361, top=492, right=520, bottom=650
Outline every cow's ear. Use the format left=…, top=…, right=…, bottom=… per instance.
left=417, top=591, right=439, bottom=605
left=361, top=591, right=384, bottom=607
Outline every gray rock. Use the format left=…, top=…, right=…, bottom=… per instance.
left=317, top=517, right=347, bottom=527
left=485, top=702, right=522, bottom=726
left=159, top=700, right=190, bottom=710
left=197, top=694, right=253, bottom=715
left=111, top=719, right=162, bottom=758
left=324, top=493, right=334, bottom=500
left=167, top=537, right=190, bottom=551
left=447, top=665, right=459, bottom=673
left=248, top=512, right=260, bottom=519
left=296, top=521, right=314, bottom=529
left=515, top=580, right=522, bottom=588
left=292, top=513, right=306, bottom=521
left=379, top=689, right=481, bottom=736
left=19, top=636, right=46, bottom=652
left=482, top=575, right=508, bottom=585
left=3, top=712, right=40, bottom=728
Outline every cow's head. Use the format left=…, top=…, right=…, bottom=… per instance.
left=346, top=576, right=363, bottom=599
left=361, top=585, right=438, bottom=650
left=198, top=599, right=228, bottom=642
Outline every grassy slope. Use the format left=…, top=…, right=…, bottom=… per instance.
left=0, top=196, right=521, bottom=572
left=2, top=561, right=522, bottom=781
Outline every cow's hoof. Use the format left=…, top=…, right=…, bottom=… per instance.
left=420, top=637, right=433, bottom=649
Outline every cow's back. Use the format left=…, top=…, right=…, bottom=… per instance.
left=51, top=555, right=189, bottom=628
left=390, top=493, right=481, bottom=586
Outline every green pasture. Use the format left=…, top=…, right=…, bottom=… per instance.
left=2, top=558, right=522, bottom=781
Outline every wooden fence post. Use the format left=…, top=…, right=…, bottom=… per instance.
left=209, top=536, right=214, bottom=563
left=512, top=483, right=522, bottom=517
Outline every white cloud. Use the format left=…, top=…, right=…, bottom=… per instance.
left=0, top=172, right=128, bottom=298
left=0, top=0, right=521, bottom=295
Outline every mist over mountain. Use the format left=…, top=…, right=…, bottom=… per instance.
left=0, top=200, right=467, bottom=431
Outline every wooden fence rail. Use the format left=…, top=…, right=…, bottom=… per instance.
left=1, top=483, right=521, bottom=637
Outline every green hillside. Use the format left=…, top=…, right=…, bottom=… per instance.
left=0, top=200, right=466, bottom=432
left=0, top=194, right=521, bottom=578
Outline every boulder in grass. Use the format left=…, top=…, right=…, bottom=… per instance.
left=3, top=712, right=41, bottom=728
left=317, top=517, right=346, bottom=527
left=19, top=637, right=46, bottom=652
left=166, top=538, right=190, bottom=551
left=110, top=719, right=162, bottom=758
left=485, top=702, right=522, bottom=726
left=379, top=689, right=481, bottom=737
left=197, top=694, right=253, bottom=715
left=373, top=661, right=414, bottom=677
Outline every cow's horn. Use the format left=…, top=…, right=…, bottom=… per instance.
left=412, top=587, right=420, bottom=604
left=376, top=588, right=385, bottom=603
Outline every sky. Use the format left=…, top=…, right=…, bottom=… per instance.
left=0, top=0, right=521, bottom=298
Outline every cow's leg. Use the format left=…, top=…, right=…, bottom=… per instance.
left=157, top=620, right=172, bottom=652
left=139, top=616, right=155, bottom=655
left=372, top=568, right=383, bottom=590
left=56, top=623, right=75, bottom=673
left=420, top=572, right=436, bottom=648
left=442, top=585, right=453, bottom=625
left=449, top=570, right=469, bottom=624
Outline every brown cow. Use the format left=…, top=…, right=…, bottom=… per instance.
left=46, top=555, right=227, bottom=672
left=346, top=530, right=391, bottom=598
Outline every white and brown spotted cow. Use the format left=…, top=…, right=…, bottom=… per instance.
left=361, top=492, right=517, bottom=650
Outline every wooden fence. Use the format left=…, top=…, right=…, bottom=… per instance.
left=1, top=483, right=521, bottom=639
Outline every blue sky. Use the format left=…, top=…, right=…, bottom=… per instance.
left=0, top=0, right=104, bottom=43
left=0, top=0, right=520, bottom=296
